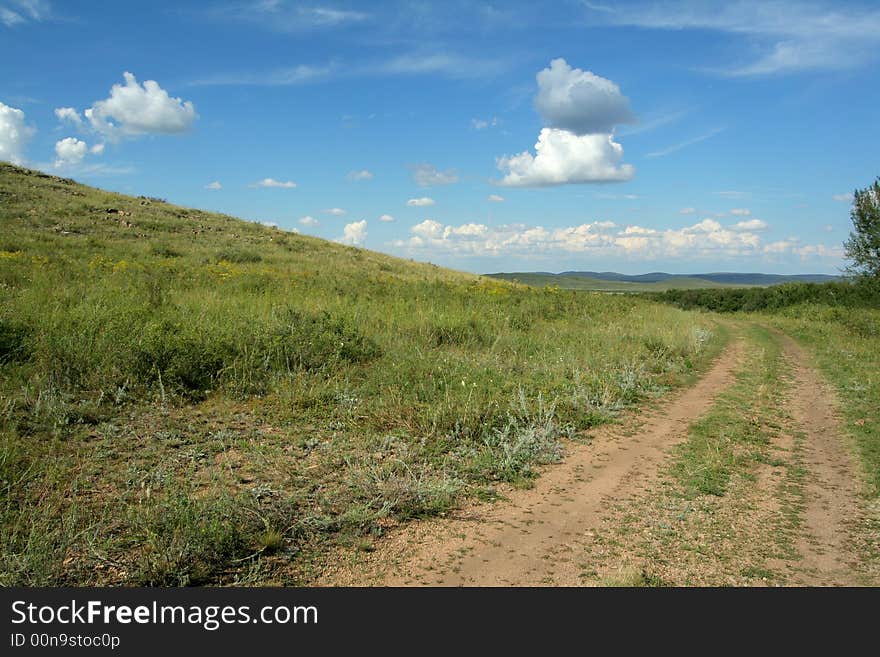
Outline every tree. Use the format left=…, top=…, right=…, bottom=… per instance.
left=844, top=177, right=880, bottom=279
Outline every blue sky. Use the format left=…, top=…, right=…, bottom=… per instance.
left=2, top=0, right=879, bottom=274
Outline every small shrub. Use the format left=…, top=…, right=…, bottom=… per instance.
left=0, top=319, right=30, bottom=364
left=426, top=318, right=487, bottom=348
left=266, top=310, right=381, bottom=373
left=215, top=248, right=262, bottom=264
left=150, top=243, right=182, bottom=258
left=134, top=320, right=232, bottom=398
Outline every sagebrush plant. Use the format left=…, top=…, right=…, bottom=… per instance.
left=0, top=163, right=721, bottom=584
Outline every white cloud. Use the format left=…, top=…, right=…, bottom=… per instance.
left=407, top=197, right=435, bottom=207
left=392, top=216, right=836, bottom=262
left=288, top=6, right=367, bottom=28
left=90, top=143, right=105, bottom=155
left=378, top=214, right=394, bottom=222
left=1, top=8, right=24, bottom=26
left=215, top=3, right=368, bottom=32
left=824, top=224, right=834, bottom=232
left=2, top=0, right=50, bottom=27
left=730, top=208, right=751, bottom=216
left=205, top=181, right=222, bottom=190
left=299, top=215, right=318, bottom=226
left=53, top=137, right=87, bottom=167
left=81, top=72, right=197, bottom=141
left=54, top=107, right=84, bottom=128
left=534, top=58, right=635, bottom=135
left=488, top=194, right=505, bottom=202
left=0, top=102, right=34, bottom=164
left=411, top=163, right=458, bottom=186
left=338, top=220, right=367, bottom=246
left=733, top=219, right=768, bottom=231
left=325, top=207, right=346, bottom=215
left=645, top=128, right=725, bottom=158
left=251, top=178, right=296, bottom=188
left=595, top=192, right=638, bottom=199
left=472, top=117, right=499, bottom=130
left=832, top=192, right=853, bottom=202
left=190, top=63, right=335, bottom=87
left=495, top=59, right=635, bottom=187
left=348, top=169, right=373, bottom=181
left=192, top=52, right=508, bottom=87
left=496, top=128, right=634, bottom=187
left=369, top=53, right=507, bottom=79
left=679, top=207, right=696, bottom=214
left=583, top=1, right=880, bottom=76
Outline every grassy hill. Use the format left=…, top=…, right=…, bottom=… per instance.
left=487, top=271, right=840, bottom=292
left=0, top=163, right=722, bottom=585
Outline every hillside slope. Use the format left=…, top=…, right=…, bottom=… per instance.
left=0, top=163, right=722, bottom=585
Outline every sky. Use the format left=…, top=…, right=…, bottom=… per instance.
left=2, top=0, right=879, bottom=275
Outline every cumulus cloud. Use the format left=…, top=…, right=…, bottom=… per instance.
left=55, top=106, right=84, bottom=128
left=299, top=215, right=318, bottom=226
left=90, top=143, right=105, bottom=154
left=488, top=194, right=505, bottom=202
left=251, top=178, right=296, bottom=188
left=0, top=102, right=34, bottom=164
left=325, top=207, right=346, bottom=215
left=733, top=218, right=768, bottom=231
left=679, top=207, right=696, bottom=214
left=730, top=207, right=751, bottom=216
left=495, top=59, right=635, bottom=187
left=832, top=192, right=853, bottom=202
left=392, top=216, right=835, bottom=263
left=411, top=163, right=458, bottom=186
left=338, top=220, right=367, bottom=246
left=535, top=58, right=635, bottom=135
left=77, top=72, right=197, bottom=141
left=205, top=181, right=222, bottom=190
left=53, top=137, right=87, bottom=167
left=407, top=197, right=435, bottom=207
left=378, top=214, right=394, bottom=222
left=348, top=169, right=373, bottom=180
left=496, top=128, right=634, bottom=187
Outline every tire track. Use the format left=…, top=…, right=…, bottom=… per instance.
left=322, top=337, right=745, bottom=586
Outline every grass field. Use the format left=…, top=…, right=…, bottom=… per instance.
left=0, top=163, right=723, bottom=585
left=487, top=272, right=755, bottom=292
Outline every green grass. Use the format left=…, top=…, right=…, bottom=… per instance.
left=487, top=272, right=753, bottom=292
left=0, top=163, right=722, bottom=585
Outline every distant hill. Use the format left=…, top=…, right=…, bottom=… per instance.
left=487, top=271, right=842, bottom=292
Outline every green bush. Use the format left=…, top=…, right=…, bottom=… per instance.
left=214, top=248, right=262, bottom=263
left=653, top=280, right=880, bottom=313
left=0, top=319, right=30, bottom=364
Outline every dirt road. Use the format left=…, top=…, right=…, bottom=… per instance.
left=324, top=338, right=744, bottom=585
left=320, top=326, right=874, bottom=586
left=778, top=332, right=866, bottom=585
